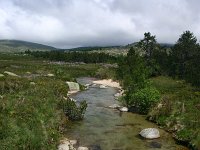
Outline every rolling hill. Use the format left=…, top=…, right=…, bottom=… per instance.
left=0, top=40, right=57, bottom=53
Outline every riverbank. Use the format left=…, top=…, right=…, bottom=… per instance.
left=148, top=76, right=200, bottom=150
left=96, top=77, right=198, bottom=149
left=93, top=79, right=121, bottom=89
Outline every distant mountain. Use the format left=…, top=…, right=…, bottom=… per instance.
left=65, top=46, right=121, bottom=51
left=159, top=43, right=174, bottom=48
left=0, top=39, right=174, bottom=54
left=0, top=40, right=57, bottom=53
left=126, top=42, right=174, bottom=48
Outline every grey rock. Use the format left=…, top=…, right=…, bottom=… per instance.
left=140, top=128, right=160, bottom=139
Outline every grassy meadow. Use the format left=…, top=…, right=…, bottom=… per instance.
left=0, top=53, right=99, bottom=149
left=149, top=76, right=200, bottom=149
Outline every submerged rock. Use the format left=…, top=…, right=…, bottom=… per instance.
left=77, top=147, right=89, bottom=150
left=92, top=83, right=97, bottom=87
left=119, top=107, right=128, bottom=112
left=85, top=83, right=90, bottom=86
left=69, top=140, right=77, bottom=146
left=89, top=145, right=101, bottom=150
left=140, top=128, right=160, bottom=139
left=148, top=141, right=162, bottom=148
left=109, top=104, right=121, bottom=109
left=114, top=90, right=124, bottom=97
left=99, top=85, right=107, bottom=89
left=114, top=93, right=121, bottom=97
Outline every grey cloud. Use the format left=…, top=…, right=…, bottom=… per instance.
left=0, top=0, right=200, bottom=48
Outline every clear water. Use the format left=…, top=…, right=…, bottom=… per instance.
left=65, top=77, right=187, bottom=150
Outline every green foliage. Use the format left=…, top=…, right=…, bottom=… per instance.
left=137, top=32, right=157, bottom=59
left=0, top=78, right=65, bottom=149
left=95, top=67, right=116, bottom=79
left=151, top=47, right=170, bottom=75
left=0, top=54, right=96, bottom=149
left=0, top=77, right=29, bottom=94
left=117, top=47, right=149, bottom=91
left=130, top=87, right=160, bottom=114
left=63, top=99, right=87, bottom=121
left=176, top=129, right=194, bottom=142
left=148, top=76, right=200, bottom=149
left=28, top=51, right=118, bottom=64
left=117, top=47, right=160, bottom=114
left=185, top=51, right=200, bottom=86
left=170, top=31, right=200, bottom=84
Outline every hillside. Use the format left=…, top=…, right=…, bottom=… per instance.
left=0, top=40, right=57, bottom=53
left=65, top=42, right=173, bottom=56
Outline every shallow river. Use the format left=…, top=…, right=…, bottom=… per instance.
left=66, top=77, right=186, bottom=150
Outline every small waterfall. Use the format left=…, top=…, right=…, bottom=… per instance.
left=66, top=82, right=80, bottom=91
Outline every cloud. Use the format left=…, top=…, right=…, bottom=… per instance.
left=0, top=0, right=200, bottom=48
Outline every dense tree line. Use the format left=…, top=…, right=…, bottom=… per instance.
left=27, top=30, right=200, bottom=87
left=26, top=51, right=118, bottom=64
left=131, top=31, right=200, bottom=87
left=117, top=30, right=200, bottom=114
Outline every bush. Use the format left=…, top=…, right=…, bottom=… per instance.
left=63, top=99, right=87, bottom=121
left=130, top=87, right=160, bottom=114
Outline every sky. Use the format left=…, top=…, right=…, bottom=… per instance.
left=0, top=0, right=200, bottom=48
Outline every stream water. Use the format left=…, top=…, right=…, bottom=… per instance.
left=66, top=77, right=187, bottom=150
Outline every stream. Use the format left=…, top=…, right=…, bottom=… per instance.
left=66, top=77, right=187, bottom=150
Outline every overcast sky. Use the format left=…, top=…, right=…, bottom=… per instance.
left=0, top=0, right=200, bottom=48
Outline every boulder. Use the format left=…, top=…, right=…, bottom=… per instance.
left=4, top=71, right=19, bottom=77
left=26, top=71, right=31, bottom=74
left=30, top=82, right=36, bottom=85
left=120, top=107, right=128, bottom=112
left=58, top=138, right=70, bottom=150
left=0, top=74, right=5, bottom=77
left=58, top=138, right=76, bottom=150
left=47, top=73, right=54, bottom=77
left=66, top=82, right=80, bottom=91
left=58, top=144, right=70, bottom=150
left=139, top=128, right=160, bottom=139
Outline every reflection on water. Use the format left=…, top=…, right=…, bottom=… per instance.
left=65, top=77, right=186, bottom=150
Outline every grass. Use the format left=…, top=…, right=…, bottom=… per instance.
left=149, top=76, right=200, bottom=149
left=0, top=53, right=100, bottom=149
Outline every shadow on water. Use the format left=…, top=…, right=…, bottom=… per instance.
left=65, top=77, right=187, bottom=150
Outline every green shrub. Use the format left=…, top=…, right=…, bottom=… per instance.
left=63, top=99, right=87, bottom=121
left=0, top=77, right=29, bottom=94
left=95, top=67, right=116, bottom=79
left=130, top=87, right=160, bottom=114
left=176, top=129, right=194, bottom=142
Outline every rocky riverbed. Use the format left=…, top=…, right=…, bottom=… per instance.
left=62, top=77, right=187, bottom=150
